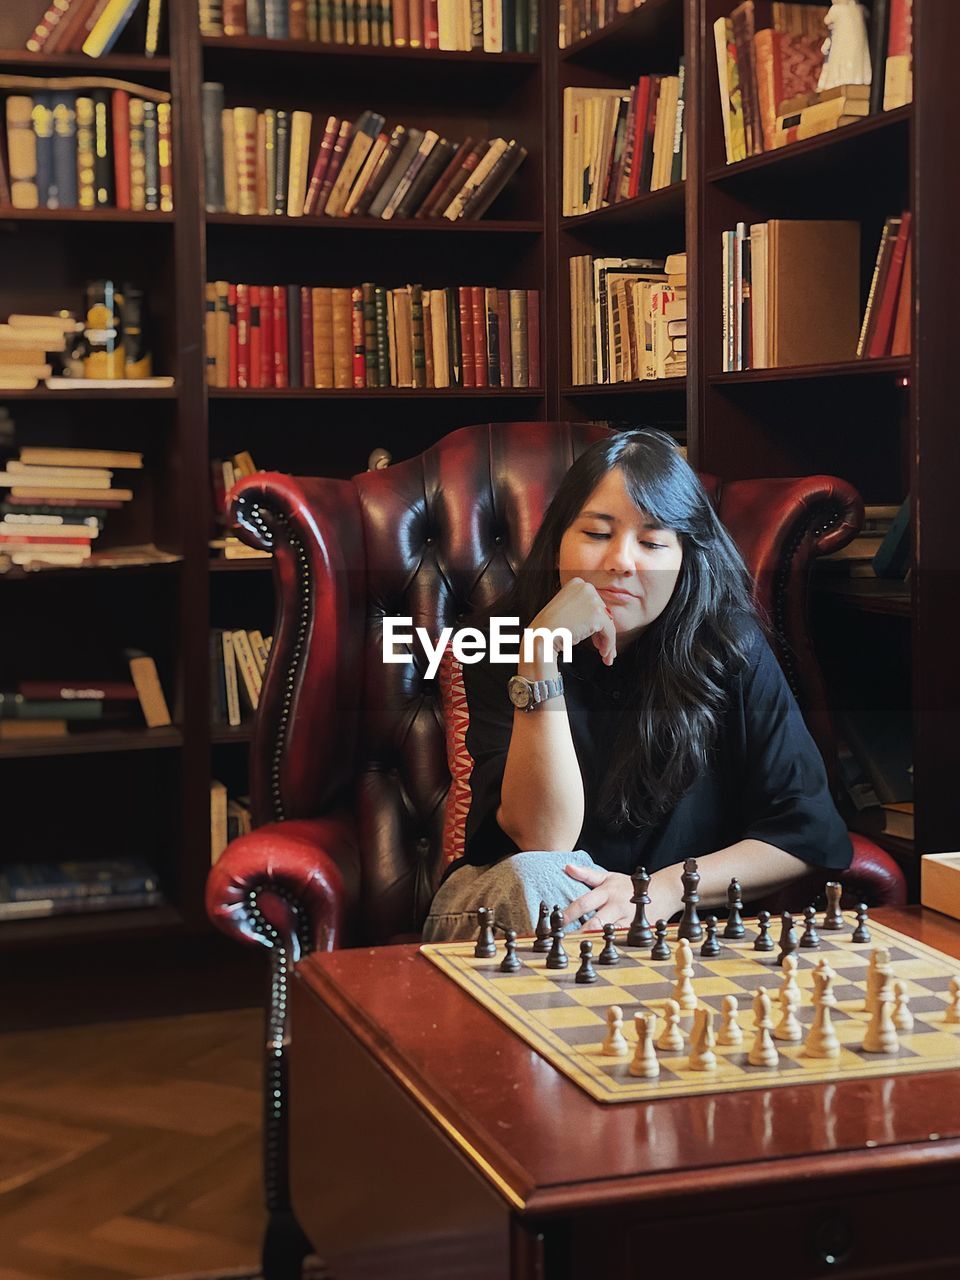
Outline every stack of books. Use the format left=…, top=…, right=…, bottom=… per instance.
left=2, top=86, right=174, bottom=213
left=26, top=0, right=164, bottom=57
left=210, top=781, right=252, bottom=864
left=211, top=628, right=273, bottom=727
left=0, top=654, right=171, bottom=741
left=202, top=94, right=527, bottom=222
left=563, top=69, right=686, bottom=216
left=569, top=253, right=685, bottom=385
left=201, top=0, right=538, bottom=51
left=559, top=0, right=646, bottom=48
left=0, top=857, right=163, bottom=921
left=205, top=281, right=540, bottom=391
left=0, top=444, right=141, bottom=568
left=816, top=499, right=911, bottom=581
left=0, top=312, right=82, bottom=391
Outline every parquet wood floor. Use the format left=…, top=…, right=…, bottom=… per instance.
left=0, top=1007, right=265, bottom=1280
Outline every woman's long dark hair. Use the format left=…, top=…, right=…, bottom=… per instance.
left=491, top=429, right=757, bottom=831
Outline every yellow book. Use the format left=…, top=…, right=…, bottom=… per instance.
left=7, top=96, right=38, bottom=210
left=233, top=107, right=258, bottom=216
left=222, top=109, right=238, bottom=214
left=221, top=631, right=241, bottom=727
left=231, top=630, right=261, bottom=711
left=210, top=780, right=229, bottom=864
left=83, top=0, right=143, bottom=58
left=286, top=110, right=312, bottom=217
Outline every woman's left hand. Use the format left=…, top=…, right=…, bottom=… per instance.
left=562, top=864, right=636, bottom=930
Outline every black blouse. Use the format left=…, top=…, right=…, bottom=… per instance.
left=461, top=618, right=852, bottom=876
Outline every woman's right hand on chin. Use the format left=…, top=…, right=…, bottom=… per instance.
left=527, top=577, right=618, bottom=666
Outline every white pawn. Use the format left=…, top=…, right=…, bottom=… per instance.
left=717, top=994, right=743, bottom=1046
left=629, top=1011, right=660, bottom=1078
left=748, top=988, right=780, bottom=1068
left=780, top=953, right=801, bottom=1004
left=862, top=978, right=899, bottom=1054
left=656, top=998, right=685, bottom=1052
left=945, top=977, right=960, bottom=1025
left=602, top=1004, right=629, bottom=1056
left=688, top=1006, right=718, bottom=1071
left=893, top=980, right=914, bottom=1033
left=773, top=984, right=803, bottom=1043
left=805, top=959, right=840, bottom=1059
left=672, top=938, right=697, bottom=1011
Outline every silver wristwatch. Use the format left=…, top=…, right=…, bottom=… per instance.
left=507, top=673, right=564, bottom=712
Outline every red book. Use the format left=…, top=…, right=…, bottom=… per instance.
left=111, top=90, right=131, bottom=210
left=526, top=289, right=540, bottom=388
left=236, top=283, right=250, bottom=388
left=868, top=212, right=912, bottom=359
left=272, top=285, right=289, bottom=387
left=351, top=286, right=366, bottom=388
left=470, top=286, right=488, bottom=387
left=495, top=288, right=512, bottom=388
left=637, top=75, right=662, bottom=197
left=890, top=237, right=912, bottom=358
left=303, top=115, right=339, bottom=216
left=259, top=288, right=274, bottom=387
left=627, top=76, right=652, bottom=200
left=392, top=0, right=409, bottom=46
left=27, top=0, right=82, bottom=53
left=416, top=136, right=474, bottom=220
left=457, top=287, right=476, bottom=388
left=4, top=496, right=124, bottom=509
left=50, top=0, right=104, bottom=52
left=315, top=120, right=354, bottom=216
left=423, top=0, right=439, bottom=47
left=228, top=284, right=238, bottom=387
left=300, top=286, right=315, bottom=386
left=18, top=681, right=138, bottom=700
left=249, top=285, right=262, bottom=389
left=0, top=534, right=91, bottom=545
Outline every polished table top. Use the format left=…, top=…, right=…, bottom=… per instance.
left=296, top=906, right=960, bottom=1216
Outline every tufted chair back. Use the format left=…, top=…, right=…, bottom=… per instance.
left=230, top=420, right=863, bottom=944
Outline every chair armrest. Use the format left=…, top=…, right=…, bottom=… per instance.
left=763, top=832, right=907, bottom=916
left=205, top=811, right=361, bottom=955
left=226, top=472, right=367, bottom=825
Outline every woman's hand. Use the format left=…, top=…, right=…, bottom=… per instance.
left=562, top=864, right=677, bottom=932
left=528, top=577, right=618, bottom=667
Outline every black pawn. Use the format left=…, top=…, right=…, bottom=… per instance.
left=700, top=914, right=721, bottom=958
left=474, top=906, right=497, bottom=958
left=778, top=911, right=800, bottom=966
left=800, top=905, right=821, bottom=949
left=677, top=857, right=703, bottom=942
left=851, top=903, right=871, bottom=944
left=651, top=918, right=671, bottom=961
left=626, top=866, right=654, bottom=947
left=753, top=909, right=774, bottom=952
left=575, top=940, right=599, bottom=984
left=499, top=929, right=521, bottom=973
left=599, top=922, right=620, bottom=966
left=546, top=928, right=568, bottom=970
left=533, top=901, right=552, bottom=953
left=723, top=877, right=746, bottom=939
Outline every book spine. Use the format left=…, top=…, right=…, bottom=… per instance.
left=265, top=0, right=290, bottom=36
left=273, top=284, right=289, bottom=387
left=236, top=283, right=250, bottom=387
left=457, top=287, right=475, bottom=387
left=351, top=285, right=366, bottom=387
left=142, top=99, right=158, bottom=211
left=509, top=288, right=527, bottom=387
left=110, top=90, right=130, bottom=210
left=373, top=286, right=390, bottom=386
left=6, top=97, right=38, bottom=209
left=290, top=0, right=308, bottom=37
left=526, top=288, right=540, bottom=387
left=484, top=286, right=500, bottom=387
left=249, top=285, right=262, bottom=387
left=259, top=287, right=275, bottom=386
left=127, top=96, right=146, bottom=210
left=410, top=283, right=425, bottom=387
left=33, top=93, right=55, bottom=209
left=273, top=110, right=289, bottom=214
left=91, top=91, right=113, bottom=207
left=867, top=212, right=912, bottom=359
left=286, top=283, right=301, bottom=388
left=496, top=287, right=512, bottom=387
left=51, top=91, right=78, bottom=209
left=157, top=101, right=174, bottom=211
left=224, top=0, right=246, bottom=32
left=27, top=0, right=78, bottom=53
left=228, top=283, right=238, bottom=386
left=300, top=287, right=315, bottom=386
left=331, top=287, right=354, bottom=388
left=362, top=282, right=378, bottom=386
left=469, top=284, right=487, bottom=386
left=315, top=119, right=353, bottom=215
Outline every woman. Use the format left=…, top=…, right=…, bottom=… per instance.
left=422, top=429, right=851, bottom=942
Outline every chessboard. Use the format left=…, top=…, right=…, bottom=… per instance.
left=420, top=913, right=960, bottom=1104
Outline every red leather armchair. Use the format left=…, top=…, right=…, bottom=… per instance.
left=205, top=420, right=905, bottom=1276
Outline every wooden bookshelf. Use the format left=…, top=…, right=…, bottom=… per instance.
left=0, top=0, right=951, bottom=952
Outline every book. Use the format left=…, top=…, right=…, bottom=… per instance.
left=766, top=220, right=860, bottom=367
left=872, top=495, right=911, bottom=580
left=0, top=857, right=159, bottom=902
left=124, top=649, right=172, bottom=727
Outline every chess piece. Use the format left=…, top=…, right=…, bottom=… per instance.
left=748, top=988, right=780, bottom=1067
left=575, top=939, right=599, bottom=984
left=650, top=919, right=671, bottom=961
left=629, top=1011, right=660, bottom=1078
left=717, top=994, right=743, bottom=1046
left=862, top=978, right=899, bottom=1054
left=672, top=938, right=697, bottom=1011
left=626, top=866, right=654, bottom=947
left=753, top=910, right=775, bottom=952
left=602, top=1005, right=629, bottom=1056
left=550, top=904, right=564, bottom=935
left=851, top=903, right=871, bottom=944
left=773, top=984, right=803, bottom=1043
left=546, top=927, right=569, bottom=970
left=778, top=911, right=800, bottom=966
left=780, top=953, right=801, bottom=1005
left=599, top=922, right=621, bottom=966
left=499, top=928, right=521, bottom=973
left=945, top=977, right=960, bottom=1025
left=700, top=915, right=721, bottom=958
left=688, top=1006, right=718, bottom=1071
left=656, top=998, right=685, bottom=1051
left=474, top=906, right=497, bottom=958
left=818, top=0, right=873, bottom=92
left=723, top=877, right=746, bottom=939
left=677, top=858, right=703, bottom=941
left=800, top=905, right=821, bottom=949
left=822, top=881, right=845, bottom=930
left=893, top=980, right=914, bottom=1032
left=533, top=901, right=552, bottom=953
left=804, top=959, right=840, bottom=1059
left=864, top=948, right=892, bottom=1015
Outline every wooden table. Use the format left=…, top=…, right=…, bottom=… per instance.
left=290, top=907, right=960, bottom=1278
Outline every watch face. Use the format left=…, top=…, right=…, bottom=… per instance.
left=508, top=676, right=531, bottom=709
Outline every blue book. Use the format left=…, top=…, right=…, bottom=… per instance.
left=51, top=92, right=78, bottom=209
left=872, top=495, right=911, bottom=580
left=32, top=93, right=56, bottom=208
left=96, top=0, right=144, bottom=55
